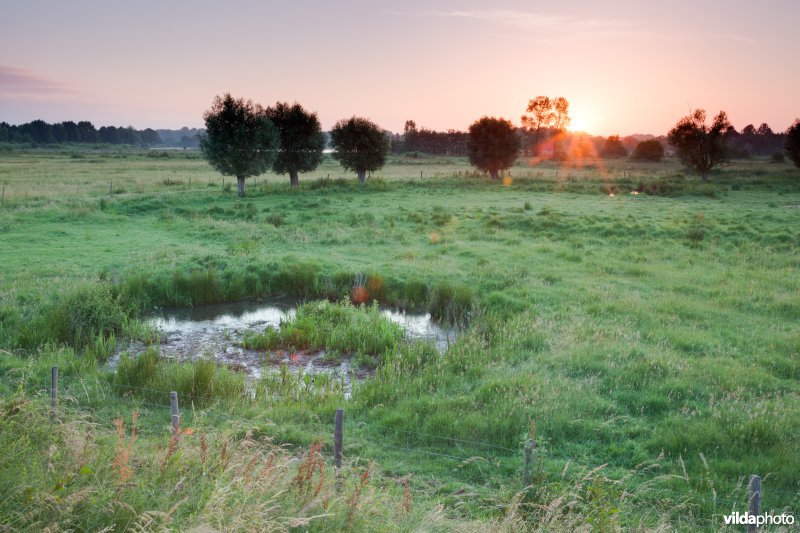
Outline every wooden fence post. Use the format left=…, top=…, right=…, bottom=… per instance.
left=748, top=475, right=762, bottom=532
left=523, top=438, right=536, bottom=486
left=50, top=366, right=58, bottom=417
left=170, top=391, right=179, bottom=431
left=334, top=408, right=344, bottom=490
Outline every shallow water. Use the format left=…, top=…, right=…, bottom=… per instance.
left=112, top=298, right=456, bottom=393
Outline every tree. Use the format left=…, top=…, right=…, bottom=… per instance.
left=667, top=109, right=731, bottom=180
left=521, top=96, right=552, bottom=155
left=600, top=135, right=628, bottom=158
left=787, top=119, right=800, bottom=168
left=266, top=102, right=325, bottom=187
left=200, top=93, right=279, bottom=198
left=330, top=116, right=390, bottom=183
left=630, top=139, right=665, bottom=162
left=467, top=117, right=520, bottom=180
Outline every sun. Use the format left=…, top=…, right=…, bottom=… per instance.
left=570, top=115, right=594, bottom=134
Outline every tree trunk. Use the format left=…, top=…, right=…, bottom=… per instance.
left=490, top=169, right=499, bottom=180
left=357, top=170, right=366, bottom=183
left=237, top=176, right=245, bottom=197
left=290, top=171, right=299, bottom=188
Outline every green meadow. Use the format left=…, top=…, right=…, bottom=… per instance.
left=0, top=148, right=798, bottom=530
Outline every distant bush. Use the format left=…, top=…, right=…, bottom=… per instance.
left=600, top=135, right=628, bottom=158
left=630, top=139, right=664, bottom=162
left=771, top=151, right=785, bottom=163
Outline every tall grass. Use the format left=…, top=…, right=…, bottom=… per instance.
left=242, top=300, right=406, bottom=364
left=114, top=348, right=247, bottom=407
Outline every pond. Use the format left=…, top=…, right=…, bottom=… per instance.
left=112, top=298, right=457, bottom=391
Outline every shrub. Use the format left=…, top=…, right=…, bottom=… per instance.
left=630, top=139, right=665, bottom=162
left=46, top=284, right=127, bottom=349
left=600, top=135, right=628, bottom=158
left=770, top=151, right=785, bottom=163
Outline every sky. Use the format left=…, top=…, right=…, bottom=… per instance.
left=1, top=0, right=798, bottom=136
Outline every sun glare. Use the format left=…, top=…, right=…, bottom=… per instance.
left=570, top=115, right=593, bottom=133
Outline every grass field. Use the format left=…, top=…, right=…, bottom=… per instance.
left=0, top=148, right=798, bottom=530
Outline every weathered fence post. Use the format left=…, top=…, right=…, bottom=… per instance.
left=523, top=438, right=536, bottom=486
left=50, top=366, right=58, bottom=417
left=748, top=475, right=762, bottom=532
left=170, top=391, right=180, bottom=431
left=334, top=408, right=344, bottom=490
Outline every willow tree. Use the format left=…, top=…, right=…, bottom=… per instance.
left=467, top=116, right=520, bottom=180
left=266, top=102, right=325, bottom=187
left=667, top=109, right=731, bottom=180
left=330, top=116, right=390, bottom=183
left=200, top=94, right=278, bottom=197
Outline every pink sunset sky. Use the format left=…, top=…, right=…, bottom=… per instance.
left=1, top=0, right=798, bottom=135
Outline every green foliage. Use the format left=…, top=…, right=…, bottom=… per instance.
left=114, top=347, right=247, bottom=406
left=36, top=284, right=126, bottom=351
left=467, top=116, right=520, bottom=180
left=427, top=281, right=474, bottom=326
left=786, top=119, right=800, bottom=168
left=200, top=94, right=279, bottom=197
left=631, top=139, right=665, bottom=162
left=330, top=116, right=390, bottom=182
left=266, top=102, right=325, bottom=187
left=242, top=301, right=405, bottom=363
left=667, top=109, right=731, bottom=179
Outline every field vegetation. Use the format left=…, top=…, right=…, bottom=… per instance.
left=0, top=147, right=799, bottom=530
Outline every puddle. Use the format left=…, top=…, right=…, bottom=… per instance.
left=112, top=298, right=457, bottom=396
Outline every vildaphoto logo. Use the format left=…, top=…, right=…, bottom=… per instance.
left=723, top=511, right=795, bottom=526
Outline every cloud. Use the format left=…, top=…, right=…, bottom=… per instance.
left=0, top=66, right=79, bottom=97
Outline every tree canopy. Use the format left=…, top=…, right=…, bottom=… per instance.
left=520, top=96, right=570, bottom=157
left=667, top=109, right=731, bottom=180
left=200, top=93, right=279, bottom=197
left=787, top=120, right=800, bottom=168
left=330, top=117, right=390, bottom=183
left=266, top=102, right=325, bottom=187
left=467, top=117, right=520, bottom=180
left=630, top=139, right=665, bottom=162
left=600, top=135, right=628, bottom=158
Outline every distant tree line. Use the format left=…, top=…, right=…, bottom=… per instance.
left=391, top=121, right=469, bottom=155
left=0, top=120, right=162, bottom=146
left=723, top=123, right=787, bottom=158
